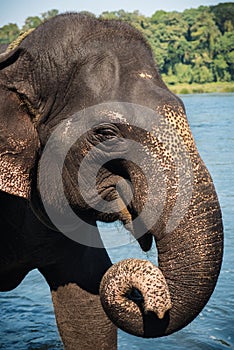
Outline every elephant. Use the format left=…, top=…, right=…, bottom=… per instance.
left=0, top=13, right=223, bottom=350
left=0, top=44, right=8, bottom=54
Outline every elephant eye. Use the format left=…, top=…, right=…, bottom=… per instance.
left=93, top=123, right=121, bottom=140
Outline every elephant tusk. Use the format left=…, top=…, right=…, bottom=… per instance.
left=115, top=196, right=134, bottom=233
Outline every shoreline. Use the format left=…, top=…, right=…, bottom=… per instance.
left=164, top=82, right=234, bottom=95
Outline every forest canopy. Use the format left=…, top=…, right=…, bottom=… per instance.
left=0, top=4, right=233, bottom=85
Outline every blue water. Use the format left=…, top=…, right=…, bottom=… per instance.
left=0, top=93, right=233, bottom=349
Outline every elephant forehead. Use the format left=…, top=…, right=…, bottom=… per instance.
left=102, top=110, right=128, bottom=123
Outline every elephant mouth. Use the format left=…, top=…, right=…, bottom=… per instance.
left=109, top=177, right=153, bottom=252
left=96, top=168, right=153, bottom=252
left=118, top=203, right=153, bottom=252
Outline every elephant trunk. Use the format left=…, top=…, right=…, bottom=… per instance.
left=99, top=154, right=223, bottom=338
left=155, top=160, right=223, bottom=335
left=100, top=259, right=172, bottom=337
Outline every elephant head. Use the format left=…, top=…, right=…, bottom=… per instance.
left=0, top=13, right=223, bottom=342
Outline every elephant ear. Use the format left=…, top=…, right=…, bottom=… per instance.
left=0, top=48, right=40, bottom=198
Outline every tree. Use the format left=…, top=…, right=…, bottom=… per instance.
left=22, top=16, right=42, bottom=31
left=78, top=11, right=96, bottom=18
left=190, top=9, right=221, bottom=59
left=213, top=55, right=230, bottom=81
left=1, top=5, right=233, bottom=84
left=0, top=23, right=20, bottom=44
left=192, top=65, right=214, bottom=83
left=99, top=11, right=119, bottom=20
left=211, top=3, right=234, bottom=34
left=174, top=63, right=193, bottom=83
left=22, top=10, right=59, bottom=31
left=150, top=10, right=167, bottom=24
left=41, top=9, right=59, bottom=21
left=214, top=32, right=234, bottom=80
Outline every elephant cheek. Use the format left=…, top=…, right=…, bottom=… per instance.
left=99, top=258, right=172, bottom=337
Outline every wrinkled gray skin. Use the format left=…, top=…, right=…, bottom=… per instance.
left=0, top=44, right=8, bottom=54
left=0, top=13, right=223, bottom=350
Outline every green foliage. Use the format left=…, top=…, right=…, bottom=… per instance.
left=210, top=3, right=234, bottom=34
left=99, top=5, right=234, bottom=84
left=0, top=23, right=20, bottom=44
left=0, top=4, right=233, bottom=84
left=22, top=16, right=42, bottom=31
left=0, top=10, right=59, bottom=44
left=41, top=9, right=59, bottom=21
left=78, top=11, right=96, bottom=18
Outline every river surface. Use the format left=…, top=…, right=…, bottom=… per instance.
left=0, top=93, right=233, bottom=349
